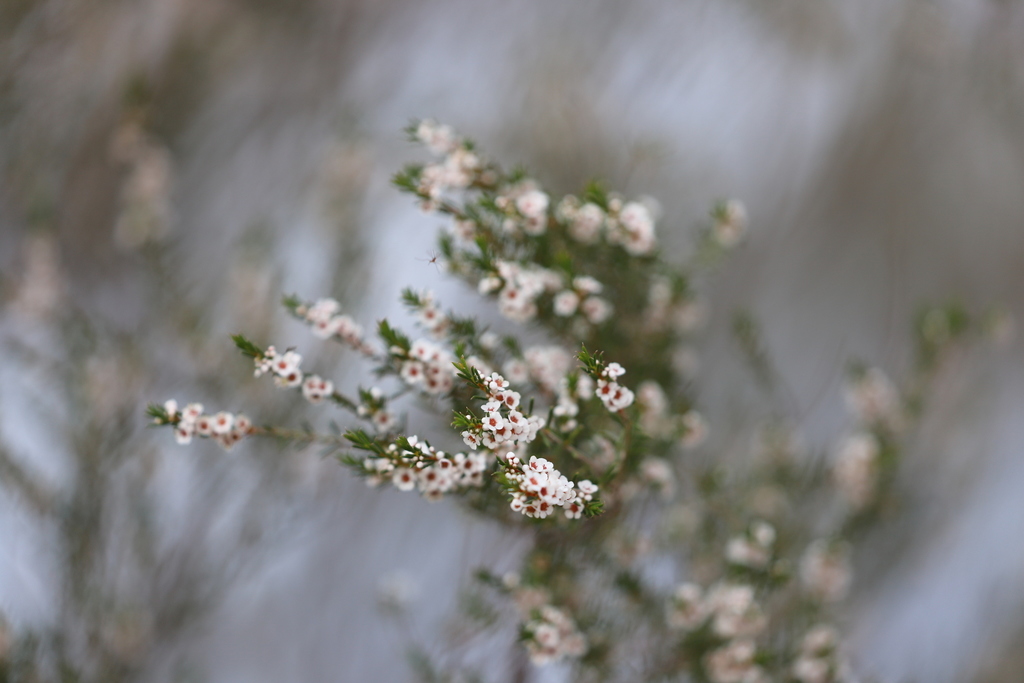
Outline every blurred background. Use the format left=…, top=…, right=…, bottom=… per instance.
left=2, top=0, right=1024, bottom=681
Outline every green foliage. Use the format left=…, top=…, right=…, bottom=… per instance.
left=377, top=319, right=410, bottom=354
left=231, top=333, right=265, bottom=359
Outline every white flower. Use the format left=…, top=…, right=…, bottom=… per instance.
left=516, top=190, right=549, bottom=220
left=211, top=411, right=234, bottom=435
left=478, top=276, right=502, bottom=295
left=573, top=275, right=603, bottom=295
left=596, top=379, right=634, bottom=412
left=553, top=290, right=580, bottom=317
left=416, top=120, right=457, bottom=155
left=271, top=350, right=302, bottom=376
left=234, top=414, right=252, bottom=434
left=479, top=331, right=499, bottom=350
left=570, top=203, right=605, bottom=244
left=617, top=201, right=656, bottom=255
left=580, top=296, right=612, bottom=324
left=502, top=358, right=530, bottom=385
left=461, top=430, right=480, bottom=450
left=482, top=412, right=505, bottom=432
left=485, top=372, right=509, bottom=393
left=163, top=399, right=178, bottom=420
left=392, top=469, right=417, bottom=492
left=181, top=403, right=203, bottom=424
left=523, top=603, right=587, bottom=665
left=174, top=425, right=193, bottom=445
left=311, top=316, right=342, bottom=339
left=302, top=375, right=334, bottom=404
left=194, top=415, right=213, bottom=437
left=400, top=360, right=425, bottom=386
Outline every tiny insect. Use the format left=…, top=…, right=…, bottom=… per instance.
left=417, top=250, right=443, bottom=272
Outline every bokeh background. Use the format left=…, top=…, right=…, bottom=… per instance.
left=2, top=1, right=1024, bottom=681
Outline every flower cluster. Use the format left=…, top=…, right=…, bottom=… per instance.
left=666, top=580, right=768, bottom=682
left=551, top=275, right=613, bottom=325
left=556, top=194, right=657, bottom=255
left=460, top=371, right=544, bottom=451
left=594, top=362, right=635, bottom=412
left=792, top=625, right=848, bottom=683
left=252, top=345, right=336, bottom=405
left=143, top=121, right=955, bottom=680
left=394, top=339, right=457, bottom=395
left=407, top=290, right=450, bottom=338
left=494, top=182, right=550, bottom=236
left=412, top=120, right=481, bottom=209
left=156, top=400, right=251, bottom=451
left=294, top=297, right=374, bottom=354
left=478, top=259, right=561, bottom=323
left=500, top=454, right=598, bottom=520
left=253, top=345, right=304, bottom=386
left=362, top=435, right=490, bottom=501
left=522, top=604, right=588, bottom=666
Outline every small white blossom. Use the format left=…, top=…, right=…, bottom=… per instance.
left=615, top=201, right=656, bottom=255
left=415, top=120, right=458, bottom=156
left=522, top=603, right=588, bottom=666
left=301, top=375, right=334, bottom=404
left=516, top=189, right=549, bottom=220
left=211, top=411, right=234, bottom=435
left=553, top=290, right=580, bottom=316
left=596, top=378, right=635, bottom=412
left=580, top=296, right=613, bottom=324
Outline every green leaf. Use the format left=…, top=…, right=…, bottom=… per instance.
left=231, top=334, right=264, bottom=359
